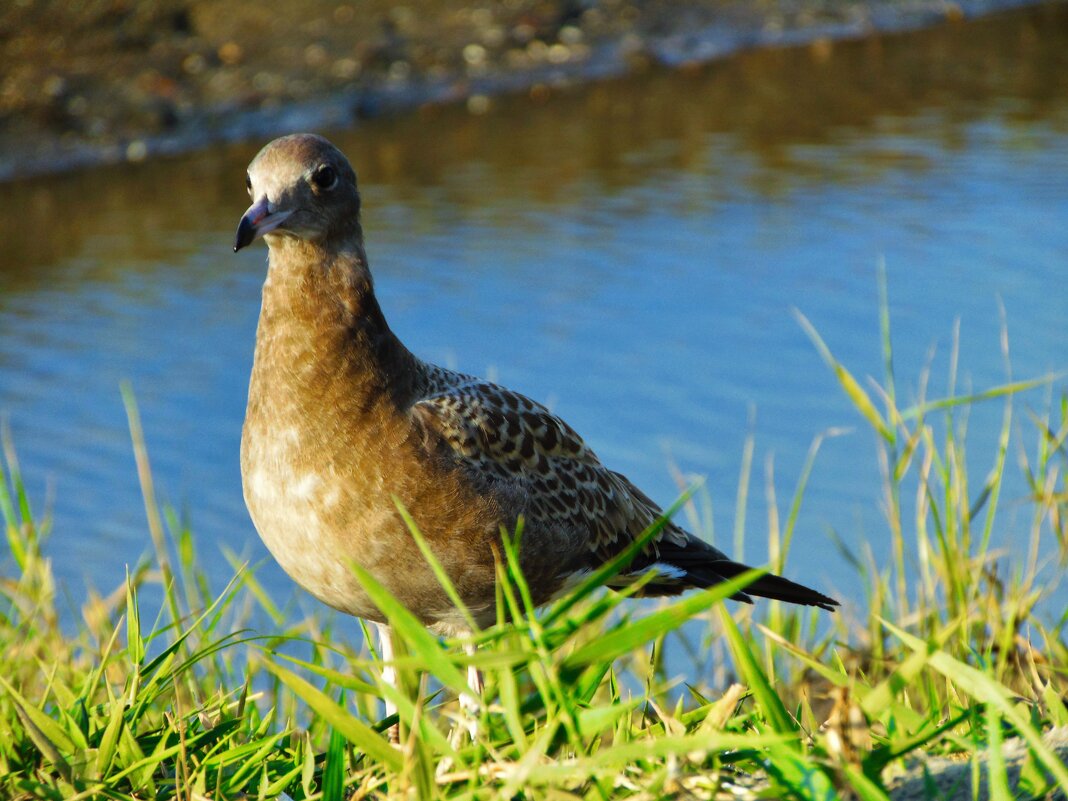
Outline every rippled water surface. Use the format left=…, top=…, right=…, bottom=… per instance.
left=1, top=6, right=1066, bottom=628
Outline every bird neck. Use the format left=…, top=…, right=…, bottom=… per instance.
left=253, top=241, right=424, bottom=408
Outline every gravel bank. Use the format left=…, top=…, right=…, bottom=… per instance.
left=1, top=0, right=1058, bottom=181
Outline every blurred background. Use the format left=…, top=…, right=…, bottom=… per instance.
left=0, top=1, right=1065, bottom=640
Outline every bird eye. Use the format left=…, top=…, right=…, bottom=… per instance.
left=311, top=165, right=338, bottom=191
left=245, top=173, right=252, bottom=195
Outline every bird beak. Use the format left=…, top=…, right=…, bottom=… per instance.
left=233, top=196, right=294, bottom=252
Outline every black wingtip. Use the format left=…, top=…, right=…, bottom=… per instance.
left=741, top=572, right=840, bottom=611
left=660, top=553, right=840, bottom=611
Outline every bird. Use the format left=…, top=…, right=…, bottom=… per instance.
left=234, top=133, right=838, bottom=727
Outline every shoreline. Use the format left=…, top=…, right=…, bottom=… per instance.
left=0, top=0, right=1059, bottom=183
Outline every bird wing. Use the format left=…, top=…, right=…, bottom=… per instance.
left=410, top=379, right=691, bottom=568
left=409, top=378, right=839, bottom=611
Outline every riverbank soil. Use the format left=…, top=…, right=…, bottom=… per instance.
left=0, top=0, right=1020, bottom=180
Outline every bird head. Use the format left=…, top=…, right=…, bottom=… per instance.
left=234, top=133, right=362, bottom=253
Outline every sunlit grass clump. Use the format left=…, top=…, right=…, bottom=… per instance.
left=1, top=280, right=1066, bottom=800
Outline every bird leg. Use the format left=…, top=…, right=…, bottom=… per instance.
left=455, top=642, right=483, bottom=745
left=462, top=659, right=484, bottom=716
left=373, top=622, right=400, bottom=744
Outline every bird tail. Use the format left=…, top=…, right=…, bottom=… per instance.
left=701, top=558, right=839, bottom=612
left=621, top=538, right=839, bottom=612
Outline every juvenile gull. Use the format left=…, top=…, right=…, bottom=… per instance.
left=234, top=134, right=838, bottom=715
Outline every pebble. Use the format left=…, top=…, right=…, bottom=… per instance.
left=466, top=94, right=491, bottom=114
left=218, top=42, right=243, bottom=66
left=125, top=140, right=148, bottom=162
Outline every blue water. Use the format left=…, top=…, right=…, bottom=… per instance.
left=0, top=7, right=1065, bottom=636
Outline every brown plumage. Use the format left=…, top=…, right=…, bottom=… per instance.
left=235, top=133, right=838, bottom=643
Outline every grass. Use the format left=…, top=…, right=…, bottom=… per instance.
left=1, top=274, right=1067, bottom=800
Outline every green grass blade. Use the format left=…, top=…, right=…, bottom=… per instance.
left=393, top=497, right=479, bottom=632
left=899, top=375, right=1060, bottom=421
left=321, top=722, right=346, bottom=801
left=541, top=487, right=697, bottom=627
left=986, top=706, right=1013, bottom=801
left=883, top=618, right=1068, bottom=789
left=757, top=624, right=850, bottom=690
left=124, top=568, right=144, bottom=669
left=276, top=652, right=456, bottom=756
left=261, top=659, right=403, bottom=772
left=347, top=562, right=470, bottom=696
left=718, top=604, right=796, bottom=736
left=94, top=697, right=126, bottom=777
left=201, top=731, right=286, bottom=771
left=221, top=550, right=285, bottom=626
left=121, top=382, right=182, bottom=628
left=0, top=439, right=28, bottom=570
left=860, top=649, right=932, bottom=720
left=274, top=653, right=379, bottom=696
left=6, top=693, right=73, bottom=783
left=521, top=730, right=784, bottom=782
left=0, top=675, right=78, bottom=757
left=216, top=731, right=288, bottom=790
left=794, top=308, right=894, bottom=443
left=763, top=740, right=837, bottom=798
left=877, top=257, right=896, bottom=414
left=1042, top=682, right=1068, bottom=727
left=575, top=699, right=642, bottom=739
left=563, top=570, right=761, bottom=672
left=841, top=763, right=892, bottom=801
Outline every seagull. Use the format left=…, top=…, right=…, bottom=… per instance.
left=234, top=133, right=837, bottom=728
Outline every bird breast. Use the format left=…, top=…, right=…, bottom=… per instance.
left=240, top=413, right=395, bottom=620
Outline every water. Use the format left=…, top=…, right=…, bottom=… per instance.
left=0, top=6, right=1065, bottom=630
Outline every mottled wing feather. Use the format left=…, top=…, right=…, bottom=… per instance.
left=408, top=377, right=840, bottom=611
left=410, top=379, right=686, bottom=568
